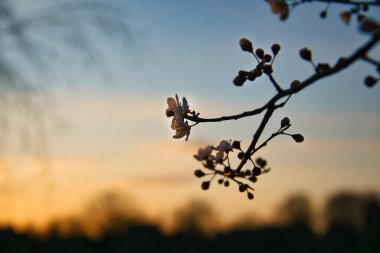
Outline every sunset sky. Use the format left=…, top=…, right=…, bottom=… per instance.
left=0, top=0, right=379, bottom=232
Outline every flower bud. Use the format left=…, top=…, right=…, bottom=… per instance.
left=247, top=71, right=257, bottom=81
left=239, top=38, right=253, bottom=53
left=237, top=152, right=245, bottom=159
left=224, top=166, right=231, bottom=173
left=360, top=18, right=380, bottom=33
left=290, top=80, right=301, bottom=89
left=249, top=176, right=258, bottom=183
left=218, top=179, right=224, bottom=184
left=299, top=48, right=312, bottom=61
left=263, top=65, right=273, bottom=75
left=281, top=117, right=290, bottom=128
left=224, top=180, right=230, bottom=187
left=364, top=75, right=378, bottom=87
left=320, top=10, right=327, bottom=19
left=239, top=184, right=248, bottom=192
left=252, top=166, right=261, bottom=176
left=201, top=181, right=210, bottom=190
left=256, top=157, right=267, bottom=168
left=238, top=70, right=249, bottom=77
left=232, top=140, right=241, bottom=150
left=271, top=43, right=281, bottom=55
left=264, top=54, right=272, bottom=63
left=317, top=63, right=331, bottom=73
left=233, top=75, right=247, bottom=86
left=255, top=48, right=264, bottom=59
left=292, top=134, right=304, bottom=143
left=247, top=192, right=254, bottom=200
left=194, top=169, right=206, bottom=178
left=340, top=11, right=351, bottom=25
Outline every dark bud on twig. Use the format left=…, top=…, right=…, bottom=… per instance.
left=233, top=75, right=247, bottom=86
left=238, top=70, right=249, bottom=77
left=238, top=152, right=244, bottom=159
left=317, top=63, right=331, bottom=73
left=252, top=166, right=261, bottom=176
left=292, top=134, right=304, bottom=143
left=299, top=48, right=312, bottom=61
left=271, top=43, right=281, bottom=55
left=239, top=184, right=248, bottom=192
left=256, top=157, right=267, bottom=168
left=281, top=117, right=290, bottom=128
left=194, top=169, right=206, bottom=178
left=255, top=48, right=264, bottom=59
left=201, top=181, right=210, bottom=190
left=320, top=10, right=327, bottom=19
left=239, top=38, right=253, bottom=53
left=264, top=54, right=272, bottom=63
left=290, top=80, right=301, bottom=89
left=364, top=75, right=378, bottom=87
left=218, top=178, right=224, bottom=184
left=247, top=71, right=257, bottom=81
left=249, top=176, right=258, bottom=183
left=224, top=166, right=232, bottom=173
left=247, top=192, right=254, bottom=200
left=340, top=11, right=351, bottom=25
left=238, top=152, right=245, bottom=159
left=360, top=18, right=380, bottom=33
left=224, top=181, right=230, bottom=187
left=263, top=65, right=273, bottom=74
left=232, top=140, right=241, bottom=150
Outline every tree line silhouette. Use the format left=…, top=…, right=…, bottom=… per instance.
left=1, top=191, right=379, bottom=252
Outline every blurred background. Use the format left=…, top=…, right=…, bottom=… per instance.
left=0, top=0, right=379, bottom=252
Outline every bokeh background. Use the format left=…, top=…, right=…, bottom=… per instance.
left=0, top=0, right=379, bottom=251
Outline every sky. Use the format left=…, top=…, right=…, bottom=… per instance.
left=0, top=0, right=379, bottom=232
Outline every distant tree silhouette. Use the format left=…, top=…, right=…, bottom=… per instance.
left=277, top=194, right=314, bottom=229
left=83, top=191, right=144, bottom=238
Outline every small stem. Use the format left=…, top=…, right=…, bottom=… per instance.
left=362, top=55, right=380, bottom=66
left=268, top=73, right=283, bottom=93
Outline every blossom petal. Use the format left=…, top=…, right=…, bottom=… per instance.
left=182, top=97, right=189, bottom=111
left=167, top=97, right=177, bottom=110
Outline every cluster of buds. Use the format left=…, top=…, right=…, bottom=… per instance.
left=192, top=116, right=304, bottom=200
left=233, top=38, right=281, bottom=87
left=166, top=94, right=191, bottom=141
left=193, top=140, right=264, bottom=200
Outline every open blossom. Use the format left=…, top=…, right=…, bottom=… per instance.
left=211, top=150, right=225, bottom=164
left=217, top=140, right=233, bottom=153
left=166, top=94, right=191, bottom=141
left=194, top=146, right=213, bottom=161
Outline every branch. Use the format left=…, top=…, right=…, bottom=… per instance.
left=185, top=31, right=380, bottom=123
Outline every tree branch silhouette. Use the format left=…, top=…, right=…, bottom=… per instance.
left=166, top=1, right=379, bottom=199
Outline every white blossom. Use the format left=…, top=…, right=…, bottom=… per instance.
left=166, top=94, right=191, bottom=141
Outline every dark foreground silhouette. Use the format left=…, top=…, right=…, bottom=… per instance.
left=1, top=192, right=380, bottom=253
